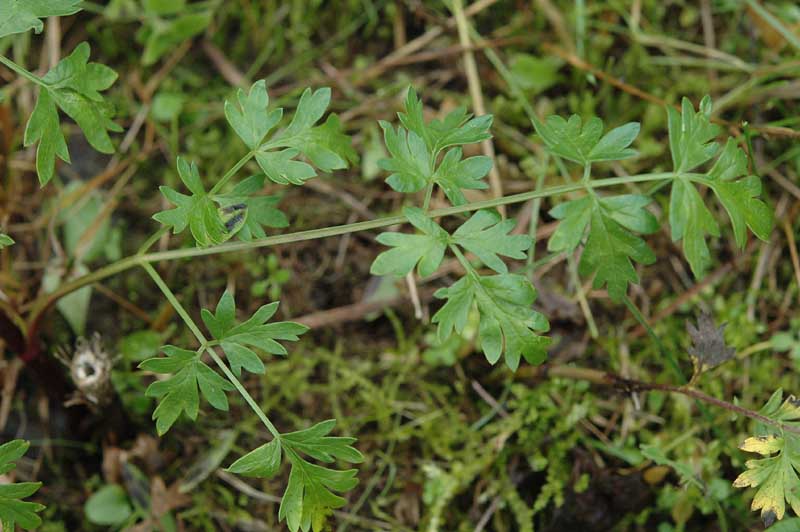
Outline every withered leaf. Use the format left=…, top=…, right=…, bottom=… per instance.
left=686, top=313, right=735, bottom=373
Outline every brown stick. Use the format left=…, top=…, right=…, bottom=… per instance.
left=524, top=365, right=800, bottom=436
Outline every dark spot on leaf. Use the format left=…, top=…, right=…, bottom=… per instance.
left=763, top=510, right=776, bottom=527
left=221, top=203, right=246, bottom=214
left=225, top=213, right=245, bottom=232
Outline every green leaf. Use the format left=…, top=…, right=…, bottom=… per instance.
left=669, top=177, right=719, bottom=277
left=23, top=91, right=69, bottom=186
left=532, top=114, right=640, bottom=165
left=84, top=484, right=132, bottom=526
left=279, top=453, right=359, bottom=532
left=433, top=273, right=550, bottom=370
left=370, top=206, right=449, bottom=278
left=0, top=234, right=14, bottom=249
left=668, top=96, right=720, bottom=173
left=397, top=87, right=493, bottom=155
left=23, top=42, right=120, bottom=186
left=139, top=345, right=235, bottom=435
left=382, top=88, right=493, bottom=204
left=733, top=389, right=800, bottom=527
left=153, top=158, right=230, bottom=247
left=278, top=420, right=362, bottom=532
left=227, top=439, right=282, bottom=478
left=451, top=210, right=531, bottom=274
left=282, top=420, right=365, bottom=464
left=0, top=0, right=81, bottom=38
left=432, top=149, right=491, bottom=206
left=666, top=97, right=773, bottom=276
left=254, top=87, right=356, bottom=185
left=705, top=139, right=774, bottom=248
left=0, top=440, right=45, bottom=531
left=215, top=174, right=289, bottom=241
left=548, top=194, right=657, bottom=301
left=378, top=121, right=431, bottom=193
left=256, top=149, right=317, bottom=185
left=200, top=291, right=308, bottom=377
left=225, top=80, right=282, bottom=150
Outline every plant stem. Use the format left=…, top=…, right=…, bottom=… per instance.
left=621, top=296, right=723, bottom=438
left=526, top=154, right=549, bottom=268
left=208, top=151, right=257, bottom=195
left=140, top=262, right=282, bottom=440
left=0, top=55, right=46, bottom=87
left=25, top=171, right=679, bottom=326
left=137, top=226, right=169, bottom=255
left=534, top=365, right=800, bottom=436
left=422, top=183, right=434, bottom=211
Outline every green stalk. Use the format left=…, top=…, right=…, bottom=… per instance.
left=141, top=262, right=282, bottom=440
left=0, top=55, right=46, bottom=88
left=526, top=154, right=549, bottom=267
left=208, top=150, right=257, bottom=195
left=26, top=172, right=679, bottom=325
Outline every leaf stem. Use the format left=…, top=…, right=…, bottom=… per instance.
left=140, top=262, right=282, bottom=440
left=526, top=153, right=549, bottom=268
left=0, top=55, right=46, bottom=88
left=208, top=150, right=257, bottom=195
left=422, top=183, right=434, bottom=211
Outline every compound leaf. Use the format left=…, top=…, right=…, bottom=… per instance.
left=201, top=291, right=308, bottom=377
left=433, top=273, right=550, bottom=370
left=0, top=440, right=45, bottom=531
left=382, top=88, right=493, bottom=204
left=549, top=194, right=657, bottom=301
left=278, top=420, right=362, bottom=532
left=153, top=158, right=229, bottom=247
left=532, top=114, right=639, bottom=165
left=0, top=0, right=81, bottom=38
left=666, top=97, right=773, bottom=277
left=734, top=389, right=800, bottom=527
left=397, top=87, right=492, bottom=155
left=371, top=206, right=449, bottom=278
left=451, top=210, right=531, bottom=273
left=23, top=42, right=120, bottom=186
left=139, top=345, right=235, bottom=435
left=237, top=86, right=354, bottom=185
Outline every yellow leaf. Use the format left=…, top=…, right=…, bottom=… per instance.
left=739, top=435, right=784, bottom=455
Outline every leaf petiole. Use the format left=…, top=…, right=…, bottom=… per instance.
left=141, top=262, right=282, bottom=440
